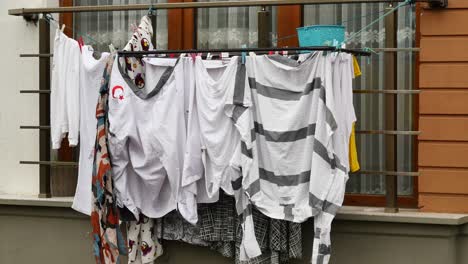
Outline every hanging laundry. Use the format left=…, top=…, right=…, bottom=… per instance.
left=227, top=52, right=345, bottom=264
left=349, top=55, right=361, bottom=173
left=119, top=16, right=153, bottom=91
left=72, top=46, right=110, bottom=215
left=50, top=29, right=81, bottom=149
left=191, top=56, right=245, bottom=198
left=155, top=191, right=303, bottom=264
left=349, top=123, right=360, bottom=172
left=90, top=52, right=127, bottom=264
left=107, top=55, right=191, bottom=221
left=311, top=53, right=357, bottom=264
left=83, top=29, right=359, bottom=264
left=127, top=217, right=163, bottom=264
left=91, top=15, right=158, bottom=264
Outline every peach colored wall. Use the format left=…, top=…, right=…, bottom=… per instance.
left=418, top=0, right=468, bottom=213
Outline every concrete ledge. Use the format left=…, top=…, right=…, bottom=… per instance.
left=336, top=206, right=468, bottom=226
left=0, top=194, right=73, bottom=207
left=1, top=194, right=468, bottom=226
left=1, top=204, right=468, bottom=264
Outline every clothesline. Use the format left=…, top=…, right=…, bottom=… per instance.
left=117, top=46, right=371, bottom=57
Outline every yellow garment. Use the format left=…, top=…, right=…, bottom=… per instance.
left=352, top=55, right=362, bottom=77
left=349, top=122, right=360, bottom=172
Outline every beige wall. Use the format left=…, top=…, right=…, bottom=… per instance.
left=0, top=1, right=40, bottom=195
left=0, top=1, right=61, bottom=196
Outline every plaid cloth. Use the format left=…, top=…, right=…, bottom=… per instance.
left=157, top=192, right=302, bottom=264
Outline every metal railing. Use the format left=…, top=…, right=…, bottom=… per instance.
left=9, top=0, right=446, bottom=210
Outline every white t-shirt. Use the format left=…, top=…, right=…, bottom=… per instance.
left=192, top=56, right=243, bottom=198
left=50, top=29, right=81, bottom=149
left=108, top=56, right=198, bottom=224
left=71, top=46, right=110, bottom=215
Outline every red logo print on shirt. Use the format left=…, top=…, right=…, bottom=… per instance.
left=112, top=85, right=125, bottom=101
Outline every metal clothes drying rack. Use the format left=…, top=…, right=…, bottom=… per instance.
left=8, top=0, right=447, bottom=212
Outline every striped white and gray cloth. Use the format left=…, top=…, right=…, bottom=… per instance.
left=225, top=52, right=349, bottom=264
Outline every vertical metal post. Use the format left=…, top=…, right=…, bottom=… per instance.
left=38, top=16, right=51, bottom=198
left=384, top=4, right=398, bottom=213
left=257, top=6, right=271, bottom=48
left=150, top=11, right=157, bottom=48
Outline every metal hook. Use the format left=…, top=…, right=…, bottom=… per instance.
left=148, top=4, right=156, bottom=17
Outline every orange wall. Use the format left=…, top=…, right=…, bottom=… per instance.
left=418, top=0, right=468, bottom=213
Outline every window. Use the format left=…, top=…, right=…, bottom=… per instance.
left=303, top=3, right=417, bottom=206
left=197, top=1, right=276, bottom=48
left=61, top=1, right=417, bottom=207
left=74, top=0, right=168, bottom=50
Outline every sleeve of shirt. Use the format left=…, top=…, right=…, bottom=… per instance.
left=66, top=39, right=81, bottom=147
left=51, top=29, right=66, bottom=150
left=182, top=58, right=203, bottom=187
left=311, top=54, right=355, bottom=264
left=225, top=57, right=261, bottom=261
left=179, top=58, right=202, bottom=224
left=310, top=54, right=341, bottom=264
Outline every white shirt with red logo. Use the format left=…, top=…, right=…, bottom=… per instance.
left=107, top=56, right=198, bottom=224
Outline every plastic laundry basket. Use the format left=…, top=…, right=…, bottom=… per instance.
left=297, top=25, right=345, bottom=47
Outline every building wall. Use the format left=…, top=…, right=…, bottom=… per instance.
left=0, top=1, right=42, bottom=195
left=1, top=205, right=467, bottom=264
left=0, top=1, right=59, bottom=196
left=419, top=0, right=468, bottom=213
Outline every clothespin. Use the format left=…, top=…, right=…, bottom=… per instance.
left=241, top=44, right=247, bottom=64
left=281, top=46, right=288, bottom=57
left=78, top=36, right=84, bottom=53
left=169, top=53, right=176, bottom=58
left=148, top=5, right=156, bottom=17
left=190, top=53, right=197, bottom=61
left=61, top=24, right=66, bottom=33
left=109, top=44, right=116, bottom=53
left=180, top=53, right=186, bottom=57
left=268, top=51, right=274, bottom=55
left=206, top=53, right=213, bottom=60
left=221, top=52, right=229, bottom=59
left=363, top=47, right=377, bottom=64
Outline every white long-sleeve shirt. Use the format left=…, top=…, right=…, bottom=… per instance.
left=50, top=29, right=81, bottom=149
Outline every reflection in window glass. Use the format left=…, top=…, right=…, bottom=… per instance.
left=197, top=0, right=276, bottom=48
left=74, top=0, right=168, bottom=50
left=304, top=4, right=415, bottom=195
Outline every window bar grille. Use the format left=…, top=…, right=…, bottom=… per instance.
left=384, top=4, right=399, bottom=213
